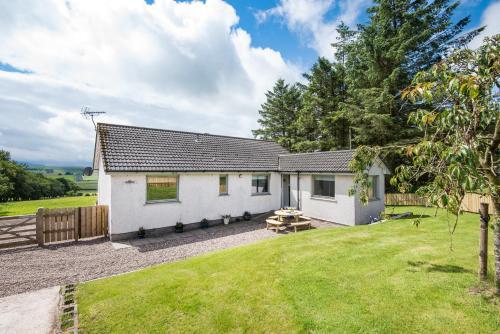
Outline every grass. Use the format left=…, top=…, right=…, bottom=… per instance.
left=77, top=207, right=499, bottom=333
left=0, top=196, right=97, bottom=216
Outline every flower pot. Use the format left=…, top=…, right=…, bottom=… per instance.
left=223, top=218, right=230, bottom=225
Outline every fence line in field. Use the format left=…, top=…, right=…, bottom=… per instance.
left=385, top=193, right=495, bottom=215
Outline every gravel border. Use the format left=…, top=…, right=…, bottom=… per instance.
left=0, top=217, right=340, bottom=297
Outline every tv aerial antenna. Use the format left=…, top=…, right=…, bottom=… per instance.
left=81, top=106, right=106, bottom=130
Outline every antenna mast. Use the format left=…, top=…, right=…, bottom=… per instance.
left=81, top=106, right=106, bottom=130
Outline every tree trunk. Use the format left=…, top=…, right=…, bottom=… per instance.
left=479, top=203, right=489, bottom=281
left=494, top=200, right=500, bottom=295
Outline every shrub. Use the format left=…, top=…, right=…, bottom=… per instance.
left=200, top=218, right=209, bottom=229
left=175, top=222, right=184, bottom=233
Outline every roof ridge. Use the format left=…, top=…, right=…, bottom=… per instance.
left=97, top=122, right=283, bottom=145
left=279, top=150, right=354, bottom=157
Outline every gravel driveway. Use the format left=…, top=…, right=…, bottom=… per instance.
left=0, top=217, right=340, bottom=297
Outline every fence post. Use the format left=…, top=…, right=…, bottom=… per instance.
left=74, top=207, right=80, bottom=242
left=36, top=207, right=44, bottom=247
left=479, top=203, right=490, bottom=281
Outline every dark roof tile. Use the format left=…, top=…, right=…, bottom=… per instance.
left=278, top=150, right=354, bottom=173
left=97, top=123, right=289, bottom=172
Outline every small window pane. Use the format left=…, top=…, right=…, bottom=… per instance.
left=219, top=175, right=228, bottom=194
left=313, top=175, right=335, bottom=198
left=147, top=176, right=177, bottom=201
left=368, top=176, right=378, bottom=199
left=252, top=175, right=269, bottom=194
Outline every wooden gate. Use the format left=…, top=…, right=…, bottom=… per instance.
left=0, top=215, right=37, bottom=249
left=36, top=205, right=108, bottom=246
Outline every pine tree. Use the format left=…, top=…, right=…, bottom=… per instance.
left=300, top=57, right=349, bottom=151
left=344, top=0, right=483, bottom=146
left=252, top=79, right=302, bottom=151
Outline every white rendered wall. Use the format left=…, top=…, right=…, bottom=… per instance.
left=97, top=158, right=111, bottom=206
left=108, top=172, right=281, bottom=235
left=354, top=163, right=386, bottom=225
left=289, top=174, right=357, bottom=225
left=288, top=167, right=386, bottom=226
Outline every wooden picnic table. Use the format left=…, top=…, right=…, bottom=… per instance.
left=274, top=209, right=303, bottom=223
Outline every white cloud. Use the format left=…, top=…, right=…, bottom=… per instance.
left=0, top=0, right=302, bottom=164
left=256, top=0, right=370, bottom=59
left=469, top=1, right=500, bottom=49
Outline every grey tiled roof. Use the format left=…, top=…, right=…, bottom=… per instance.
left=278, top=150, right=354, bottom=173
left=96, top=123, right=289, bottom=172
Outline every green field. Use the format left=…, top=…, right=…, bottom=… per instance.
left=77, top=207, right=499, bottom=333
left=27, top=165, right=98, bottom=192
left=0, top=196, right=97, bottom=216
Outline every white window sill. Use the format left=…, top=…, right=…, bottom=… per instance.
left=311, top=196, right=337, bottom=202
left=145, top=199, right=180, bottom=205
left=252, top=192, right=271, bottom=196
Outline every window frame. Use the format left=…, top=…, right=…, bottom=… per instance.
left=311, top=174, right=336, bottom=199
left=368, top=175, right=379, bottom=200
left=145, top=174, right=180, bottom=204
left=219, top=174, right=229, bottom=196
left=251, top=174, right=271, bottom=195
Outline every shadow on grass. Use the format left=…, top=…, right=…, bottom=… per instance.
left=390, top=214, right=432, bottom=221
left=407, top=261, right=472, bottom=274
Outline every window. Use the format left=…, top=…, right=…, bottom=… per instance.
left=219, top=175, right=228, bottom=195
left=252, top=174, right=270, bottom=194
left=368, top=176, right=378, bottom=200
left=146, top=175, right=178, bottom=202
left=312, top=175, right=335, bottom=198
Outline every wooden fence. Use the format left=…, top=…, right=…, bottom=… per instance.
left=385, top=193, right=495, bottom=215
left=0, top=215, right=37, bottom=249
left=37, top=205, right=108, bottom=246
left=0, top=205, right=108, bottom=249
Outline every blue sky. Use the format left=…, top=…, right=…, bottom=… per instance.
left=0, top=0, right=498, bottom=164
left=229, top=0, right=495, bottom=66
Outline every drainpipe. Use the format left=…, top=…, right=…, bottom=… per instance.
left=297, top=172, right=300, bottom=210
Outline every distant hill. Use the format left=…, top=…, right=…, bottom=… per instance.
left=23, top=164, right=97, bottom=193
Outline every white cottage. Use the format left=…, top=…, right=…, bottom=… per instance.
left=93, top=123, right=389, bottom=240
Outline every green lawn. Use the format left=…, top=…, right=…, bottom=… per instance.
left=77, top=207, right=499, bottom=333
left=0, top=196, right=97, bottom=216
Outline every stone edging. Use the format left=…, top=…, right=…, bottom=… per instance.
left=59, top=284, right=79, bottom=333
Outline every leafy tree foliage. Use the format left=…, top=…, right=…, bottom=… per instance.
left=252, top=79, right=302, bottom=151
left=0, top=150, right=79, bottom=202
left=253, top=0, right=482, bottom=151
left=350, top=35, right=500, bottom=294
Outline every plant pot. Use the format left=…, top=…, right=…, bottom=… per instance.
left=175, top=223, right=184, bottom=233
left=223, top=218, right=230, bottom=225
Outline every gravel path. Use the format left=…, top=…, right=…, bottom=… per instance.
left=0, top=217, right=340, bottom=297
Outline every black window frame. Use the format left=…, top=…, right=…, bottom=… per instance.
left=312, top=175, right=335, bottom=199
left=252, top=174, right=270, bottom=195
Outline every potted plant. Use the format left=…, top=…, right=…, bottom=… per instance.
left=200, top=218, right=209, bottom=229
left=175, top=222, right=184, bottom=233
left=222, top=214, right=231, bottom=225
left=243, top=211, right=251, bottom=221
left=138, top=227, right=146, bottom=238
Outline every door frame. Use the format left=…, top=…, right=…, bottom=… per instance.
left=281, top=174, right=290, bottom=208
